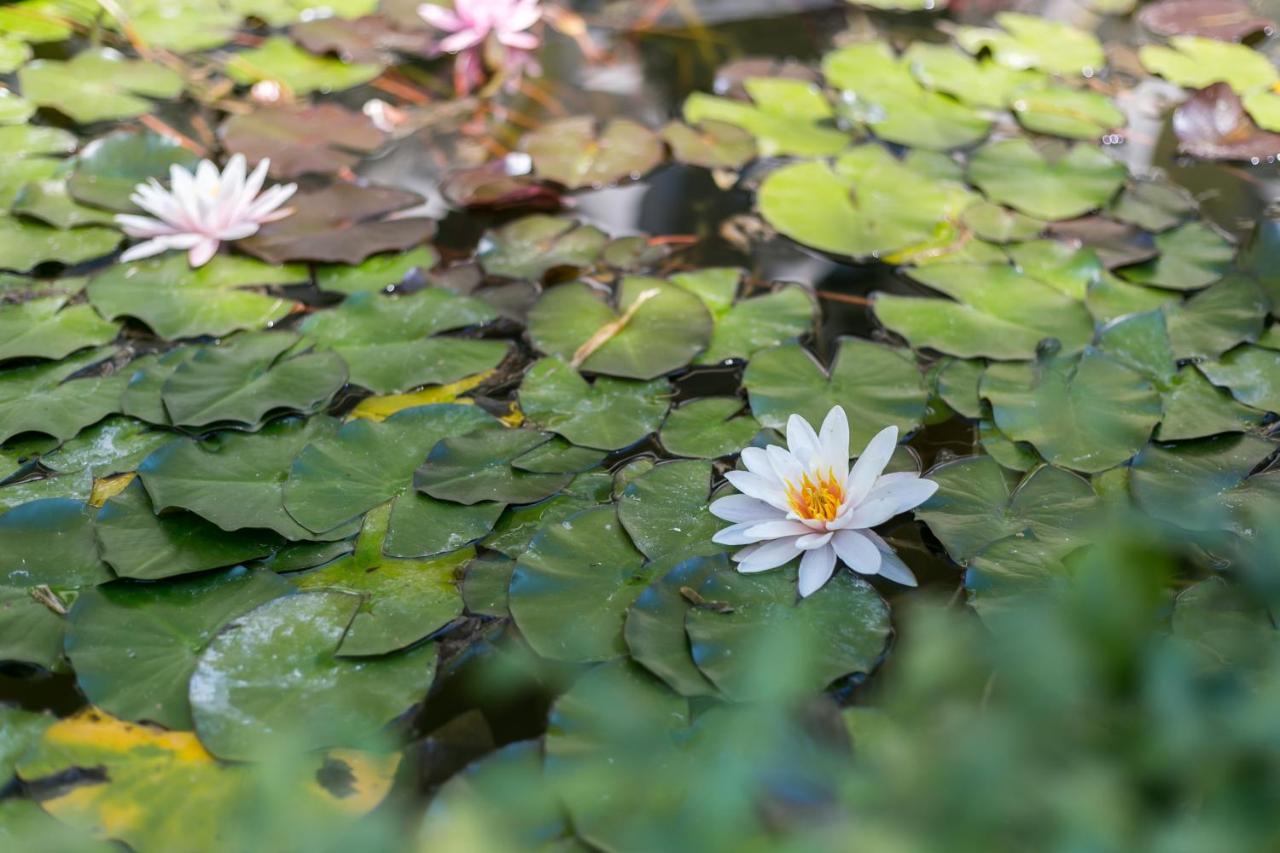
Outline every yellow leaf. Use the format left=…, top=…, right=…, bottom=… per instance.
left=349, top=371, right=494, bottom=422
left=89, top=472, right=136, bottom=508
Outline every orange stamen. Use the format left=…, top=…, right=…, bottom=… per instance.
left=785, top=470, right=844, bottom=523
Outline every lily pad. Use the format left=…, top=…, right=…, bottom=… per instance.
left=1011, top=84, right=1125, bottom=140
left=292, top=503, right=468, bottom=656
left=960, top=201, right=1045, bottom=243
left=915, top=457, right=1099, bottom=563
left=519, top=357, right=671, bottom=451
left=624, top=554, right=724, bottom=697
left=528, top=278, right=713, bottom=379
left=660, top=398, right=761, bottom=459
left=238, top=183, right=435, bottom=266
left=903, top=43, right=1044, bottom=109
left=284, top=404, right=496, bottom=535
left=95, top=480, right=280, bottom=580
left=683, top=77, right=848, bottom=157
left=1165, top=274, right=1268, bottom=359
left=65, top=567, right=292, bottom=729
left=1138, top=0, right=1275, bottom=41
left=87, top=253, right=306, bottom=340
left=220, top=104, right=386, bottom=179
left=0, top=497, right=111, bottom=588
left=12, top=179, right=119, bottom=228
left=415, top=429, right=572, bottom=506
left=1139, top=36, right=1278, bottom=93
left=685, top=566, right=891, bottom=702
left=0, top=214, right=120, bottom=272
left=968, top=139, right=1126, bottom=221
left=523, top=117, right=663, bottom=189
left=117, top=0, right=241, bottom=51
left=955, top=13, right=1105, bottom=76
left=316, top=246, right=438, bottom=295
left=823, top=42, right=991, bottom=150
left=384, top=489, right=504, bottom=559
left=981, top=348, right=1161, bottom=472
left=1129, top=433, right=1277, bottom=532
left=0, top=348, right=127, bottom=444
left=225, top=36, right=382, bottom=94
left=742, top=338, right=928, bottom=448
left=668, top=270, right=816, bottom=364
left=1172, top=83, right=1280, bottom=162
left=0, top=585, right=65, bottom=667
left=1200, top=344, right=1280, bottom=413
left=38, top=415, right=171, bottom=478
left=758, top=145, right=974, bottom=260
left=67, top=129, right=203, bottom=212
left=1172, top=576, right=1276, bottom=671
left=190, top=589, right=436, bottom=761
left=159, top=332, right=348, bottom=430
left=0, top=296, right=117, bottom=362
left=476, top=215, right=608, bottom=280
left=1159, top=365, right=1267, bottom=439
left=509, top=505, right=651, bottom=662
left=19, top=49, right=184, bottom=123
left=661, top=120, right=757, bottom=170
left=482, top=471, right=614, bottom=559
left=1118, top=222, right=1234, bottom=291
left=617, top=460, right=723, bottom=561
left=459, top=552, right=517, bottom=617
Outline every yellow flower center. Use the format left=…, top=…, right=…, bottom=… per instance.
left=785, top=470, right=845, bottom=523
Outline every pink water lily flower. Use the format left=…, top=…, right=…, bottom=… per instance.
left=115, top=155, right=297, bottom=269
left=709, top=406, right=938, bottom=598
left=418, top=0, right=543, bottom=54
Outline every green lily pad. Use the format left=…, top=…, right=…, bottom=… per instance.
left=617, top=460, right=723, bottom=562
left=1159, top=365, right=1267, bottom=440
left=0, top=497, right=111, bottom=587
left=415, top=429, right=572, bottom=506
left=916, top=457, right=1098, bottom=563
left=965, top=536, right=1073, bottom=617
left=1139, top=36, right=1278, bottom=93
left=1110, top=181, right=1196, bottom=232
left=481, top=471, right=614, bottom=559
left=300, top=289, right=505, bottom=394
left=1200, top=344, right=1280, bottom=413
left=1118, top=222, right=1234, bottom=291
left=519, top=357, right=670, bottom=451
left=67, top=129, right=203, bottom=212
left=877, top=263, right=1095, bottom=360
left=0, top=296, right=117, bottom=362
left=1095, top=308, right=1177, bottom=387
left=0, top=584, right=66, bottom=667
left=1172, top=576, right=1276, bottom=671
left=220, top=103, right=386, bottom=179
left=903, top=43, right=1044, bottom=109
left=284, top=403, right=496, bottom=535
left=823, top=42, right=991, bottom=150
left=1129, top=433, right=1277, bottom=532
left=624, top=554, right=724, bottom=697
left=981, top=348, right=1161, bottom=472
left=117, top=349, right=195, bottom=425
left=1011, top=84, right=1125, bottom=140
left=661, top=120, right=757, bottom=170
left=955, top=13, right=1105, bottom=76
left=65, top=567, right=292, bottom=730
left=139, top=417, right=341, bottom=540
left=660, top=398, right=760, bottom=459
left=1008, top=241, right=1104, bottom=300
left=936, top=357, right=986, bottom=418
left=385, top=488, right=504, bottom=559
left=0, top=214, right=120, bottom=272
left=87, top=254, right=306, bottom=340
left=459, top=552, right=516, bottom=618
left=669, top=271, right=816, bottom=365
left=95, top=480, right=280, bottom=581
left=39, top=415, right=171, bottom=478
left=742, top=338, right=927, bottom=448
left=19, top=50, right=184, bottom=123
left=685, top=566, right=891, bottom=702
left=13, top=179, right=119, bottom=228
left=960, top=201, right=1045, bottom=243
left=476, top=215, right=608, bottom=281
left=979, top=418, right=1042, bottom=472
left=0, top=348, right=126, bottom=444
left=159, top=332, right=348, bottom=430
left=523, top=117, right=663, bottom=190
left=227, top=0, right=378, bottom=26
left=0, top=707, right=53, bottom=780
left=117, top=0, right=241, bottom=52
left=0, top=1, right=92, bottom=43
left=225, top=37, right=382, bottom=94
left=1165, top=275, right=1268, bottom=359
left=509, top=505, right=652, bottom=662
left=683, top=77, right=848, bottom=157
left=0, top=90, right=35, bottom=125
left=758, top=145, right=974, bottom=259
left=968, top=139, right=1126, bottom=221
left=315, top=247, right=438, bottom=295
left=190, top=589, right=436, bottom=760
left=292, top=503, right=468, bottom=656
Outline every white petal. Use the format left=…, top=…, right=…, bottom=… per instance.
left=843, top=496, right=901, bottom=530
left=785, top=412, right=823, bottom=469
left=876, top=550, right=918, bottom=587
left=743, top=519, right=814, bottom=540
left=114, top=213, right=178, bottom=238
left=739, top=446, right=780, bottom=482
left=119, top=238, right=174, bottom=263
left=795, top=531, right=833, bottom=550
left=797, top=545, right=837, bottom=597
left=832, top=529, right=882, bottom=576
left=845, top=425, right=898, bottom=507
left=865, top=476, right=939, bottom=515
left=765, top=444, right=805, bottom=489
left=708, top=494, right=781, bottom=523
left=712, top=521, right=771, bottom=546
left=733, top=537, right=802, bottom=573
left=187, top=238, right=220, bottom=268
left=723, top=470, right=790, bottom=512
left=818, top=405, right=850, bottom=476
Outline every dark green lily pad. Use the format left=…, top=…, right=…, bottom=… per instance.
left=685, top=566, right=891, bottom=702
left=1129, top=434, right=1277, bottom=533
left=384, top=490, right=504, bottom=559
left=509, top=505, right=651, bottom=662
left=159, top=332, right=348, bottom=430
left=0, top=497, right=111, bottom=588
left=1118, top=222, right=1235, bottom=291
left=1200, top=345, right=1280, bottom=413
left=65, top=567, right=292, bottom=730
left=190, top=589, right=436, bottom=761
left=481, top=471, right=614, bottom=559
left=12, top=180, right=119, bottom=228
left=968, top=139, right=1126, bottom=221
left=617, top=460, right=723, bottom=561
left=0, top=585, right=65, bottom=668
left=225, top=37, right=382, bottom=94
left=528, top=278, right=712, bottom=380
left=1159, top=365, right=1267, bottom=440
left=1165, top=275, right=1268, bottom=359
left=0, top=707, right=53, bottom=780
left=477, top=215, right=608, bottom=281
left=524, top=117, right=663, bottom=189
left=415, top=429, right=572, bottom=506
left=1172, top=576, right=1276, bottom=671
left=660, top=398, right=760, bottom=459
left=742, top=338, right=927, bottom=448
left=19, top=50, right=184, bottom=123
left=0, top=348, right=126, bottom=444
left=38, top=415, right=171, bottom=478
left=292, top=503, right=468, bottom=656
left=67, top=130, right=203, bottom=212
left=0, top=296, right=117, bottom=362
left=624, top=554, right=724, bottom=697
left=459, top=552, right=517, bottom=618
left=519, top=357, right=670, bottom=451
left=683, top=77, right=848, bottom=157
left=95, top=481, right=280, bottom=581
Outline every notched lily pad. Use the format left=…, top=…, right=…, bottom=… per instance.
left=68, top=129, right=203, bottom=212
left=226, top=36, right=382, bottom=94
left=519, top=356, right=671, bottom=451
left=968, top=139, right=1126, bottom=221
left=415, top=429, right=572, bottom=506
left=661, top=120, right=757, bottom=170
left=523, top=117, right=663, bottom=189
left=477, top=214, right=608, bottom=281
left=683, top=77, right=847, bottom=157
left=19, top=49, right=184, bottom=123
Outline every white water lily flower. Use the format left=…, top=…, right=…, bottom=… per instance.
left=115, top=155, right=297, bottom=269
left=709, top=406, right=938, bottom=598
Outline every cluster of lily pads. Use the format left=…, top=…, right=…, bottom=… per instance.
left=0, top=0, right=1277, bottom=848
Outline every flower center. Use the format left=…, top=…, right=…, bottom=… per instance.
left=785, top=470, right=844, bottom=523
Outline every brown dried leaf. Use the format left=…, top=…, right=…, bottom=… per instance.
left=1137, top=0, right=1275, bottom=42
left=220, top=104, right=386, bottom=179
left=1173, top=82, right=1280, bottom=162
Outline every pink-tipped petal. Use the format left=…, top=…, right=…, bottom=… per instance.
left=187, top=238, right=220, bottom=268
left=419, top=2, right=465, bottom=30
left=440, top=28, right=486, bottom=53
left=498, top=30, right=540, bottom=50
left=119, top=238, right=174, bottom=263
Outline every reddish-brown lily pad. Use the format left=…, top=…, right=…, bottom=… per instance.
left=1173, top=82, right=1280, bottom=162
left=442, top=161, right=562, bottom=210
left=220, top=104, right=386, bottom=179
left=523, top=117, right=664, bottom=190
left=238, top=183, right=436, bottom=265
left=290, top=14, right=432, bottom=64
left=1137, top=0, right=1275, bottom=42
